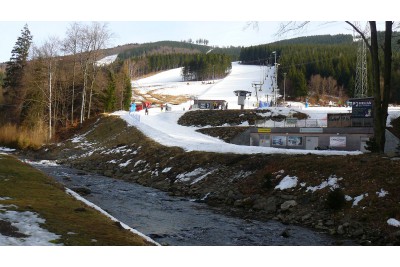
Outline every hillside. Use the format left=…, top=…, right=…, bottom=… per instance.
left=25, top=112, right=400, bottom=246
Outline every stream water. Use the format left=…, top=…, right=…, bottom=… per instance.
left=30, top=161, right=349, bottom=246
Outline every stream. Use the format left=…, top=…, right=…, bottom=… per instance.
left=29, top=161, right=351, bottom=246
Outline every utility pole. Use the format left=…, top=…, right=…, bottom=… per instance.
left=272, top=51, right=279, bottom=107
left=283, top=72, right=287, bottom=104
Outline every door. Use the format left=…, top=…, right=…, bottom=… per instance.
left=305, top=136, right=319, bottom=150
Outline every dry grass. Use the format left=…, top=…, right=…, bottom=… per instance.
left=0, top=124, right=46, bottom=150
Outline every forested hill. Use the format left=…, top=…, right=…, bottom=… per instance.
left=273, top=34, right=353, bottom=45
left=117, top=41, right=211, bottom=60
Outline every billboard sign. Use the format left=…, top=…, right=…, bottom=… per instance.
left=350, top=98, right=373, bottom=118
left=330, top=136, right=346, bottom=147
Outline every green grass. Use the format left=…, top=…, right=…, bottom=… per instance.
left=0, top=154, right=154, bottom=246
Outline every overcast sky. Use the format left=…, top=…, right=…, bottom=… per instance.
left=0, top=0, right=396, bottom=63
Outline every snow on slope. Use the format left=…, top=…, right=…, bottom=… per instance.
left=132, top=62, right=277, bottom=110
left=96, top=54, right=118, bottom=66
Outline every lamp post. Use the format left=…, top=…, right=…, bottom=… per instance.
left=283, top=72, right=287, bottom=105
left=272, top=51, right=278, bottom=107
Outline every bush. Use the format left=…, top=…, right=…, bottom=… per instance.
left=326, top=188, right=346, bottom=211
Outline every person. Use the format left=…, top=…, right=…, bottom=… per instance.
left=160, top=104, right=164, bottom=111
left=145, top=106, right=149, bottom=115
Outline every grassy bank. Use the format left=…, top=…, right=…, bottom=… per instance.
left=0, top=154, right=154, bottom=246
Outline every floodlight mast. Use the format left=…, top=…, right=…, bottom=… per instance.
left=272, top=51, right=279, bottom=107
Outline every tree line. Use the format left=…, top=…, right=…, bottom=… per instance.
left=181, top=54, right=232, bottom=81
left=0, top=23, right=132, bottom=146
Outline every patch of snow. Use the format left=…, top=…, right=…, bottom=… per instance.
left=119, top=159, right=132, bottom=168
left=306, top=175, right=340, bottom=192
left=71, top=136, right=83, bottom=143
left=376, top=188, right=389, bottom=198
left=162, top=167, right=172, bottom=173
left=345, top=195, right=353, bottom=201
left=0, top=147, right=16, bottom=152
left=0, top=197, right=12, bottom=201
left=176, top=168, right=205, bottom=182
left=352, top=193, right=367, bottom=207
left=229, top=170, right=253, bottom=182
left=0, top=204, right=61, bottom=245
left=134, top=160, right=145, bottom=167
left=27, top=160, right=59, bottom=167
left=190, top=169, right=216, bottom=185
left=387, top=218, right=400, bottom=227
left=95, top=54, right=118, bottom=66
left=274, top=175, right=298, bottom=190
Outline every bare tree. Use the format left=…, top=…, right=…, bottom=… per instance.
left=77, top=22, right=112, bottom=124
left=86, top=22, right=112, bottom=119
left=32, top=36, right=61, bottom=140
left=63, top=22, right=81, bottom=125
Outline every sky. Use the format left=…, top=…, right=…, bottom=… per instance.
left=0, top=0, right=396, bottom=63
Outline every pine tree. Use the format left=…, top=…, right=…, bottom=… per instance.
left=103, top=70, right=117, bottom=112
left=123, top=74, right=132, bottom=111
left=3, top=24, right=33, bottom=124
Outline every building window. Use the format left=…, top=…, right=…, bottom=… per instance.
left=287, top=136, right=303, bottom=146
left=272, top=136, right=287, bottom=146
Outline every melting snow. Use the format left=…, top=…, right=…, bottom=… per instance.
left=0, top=204, right=61, bottom=245
left=119, top=159, right=132, bottom=167
left=352, top=193, right=368, bottom=207
left=306, top=175, right=340, bottom=192
left=274, top=175, right=298, bottom=190
left=162, top=167, right=172, bottom=173
left=376, top=188, right=389, bottom=197
left=387, top=218, right=400, bottom=227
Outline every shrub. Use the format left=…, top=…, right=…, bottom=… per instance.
left=326, top=188, right=346, bottom=211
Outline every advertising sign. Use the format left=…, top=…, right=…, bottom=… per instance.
left=272, top=136, right=287, bottom=146
left=350, top=98, right=373, bottom=118
left=287, top=136, right=303, bottom=146
left=330, top=136, right=346, bottom=147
